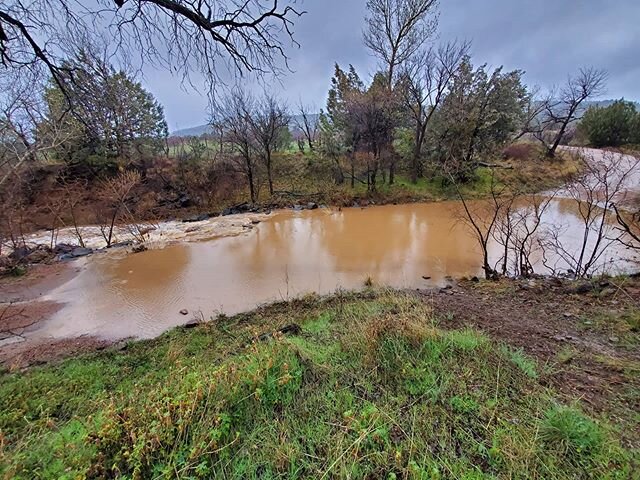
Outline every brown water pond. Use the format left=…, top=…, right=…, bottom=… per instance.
left=34, top=200, right=635, bottom=341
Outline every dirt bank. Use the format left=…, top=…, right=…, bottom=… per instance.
left=0, top=262, right=80, bottom=303
left=425, top=276, right=640, bottom=448
left=0, top=261, right=104, bottom=370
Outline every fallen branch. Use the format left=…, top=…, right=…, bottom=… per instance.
left=477, top=162, right=514, bottom=169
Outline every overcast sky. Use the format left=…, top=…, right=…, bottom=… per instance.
left=140, top=0, right=640, bottom=131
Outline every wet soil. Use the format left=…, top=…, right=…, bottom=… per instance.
left=0, top=262, right=108, bottom=370
left=425, top=276, right=640, bottom=447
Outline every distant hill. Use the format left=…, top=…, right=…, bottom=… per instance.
left=170, top=114, right=320, bottom=138
left=170, top=101, right=640, bottom=138
left=170, top=125, right=214, bottom=138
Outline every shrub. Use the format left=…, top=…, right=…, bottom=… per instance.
left=502, top=143, right=538, bottom=161
left=579, top=100, right=639, bottom=147
left=540, top=405, right=603, bottom=457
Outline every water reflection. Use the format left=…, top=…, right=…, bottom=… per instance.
left=37, top=200, right=634, bottom=341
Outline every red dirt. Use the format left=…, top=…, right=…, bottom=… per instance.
left=0, top=262, right=80, bottom=303
left=0, top=261, right=102, bottom=370
left=0, top=335, right=113, bottom=371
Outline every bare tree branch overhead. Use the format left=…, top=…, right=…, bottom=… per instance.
left=0, top=0, right=305, bottom=95
left=532, top=67, right=607, bottom=158
left=363, top=0, right=439, bottom=89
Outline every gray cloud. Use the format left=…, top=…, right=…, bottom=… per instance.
left=142, top=0, right=640, bottom=130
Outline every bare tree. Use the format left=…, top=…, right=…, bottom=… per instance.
left=512, top=85, right=548, bottom=142
left=540, top=150, right=637, bottom=277
left=534, top=68, right=607, bottom=158
left=293, top=101, right=318, bottom=152
left=213, top=89, right=259, bottom=203
left=612, top=203, right=640, bottom=251
left=346, top=75, right=396, bottom=190
left=451, top=170, right=507, bottom=279
left=96, top=170, right=142, bottom=247
left=363, top=0, right=439, bottom=89
left=399, top=40, right=469, bottom=183
left=0, top=69, right=73, bottom=187
left=60, top=178, right=88, bottom=248
left=1, top=1, right=304, bottom=102
left=246, top=93, right=290, bottom=196
left=509, top=194, right=555, bottom=277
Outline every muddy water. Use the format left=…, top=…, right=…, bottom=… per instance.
left=36, top=200, right=634, bottom=341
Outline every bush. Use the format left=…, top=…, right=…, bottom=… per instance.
left=540, top=405, right=603, bottom=457
left=502, top=142, right=538, bottom=161
left=579, top=100, right=639, bottom=147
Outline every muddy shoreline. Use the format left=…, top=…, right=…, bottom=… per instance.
left=0, top=211, right=271, bottom=369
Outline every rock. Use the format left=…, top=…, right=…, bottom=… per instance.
left=422, top=275, right=432, bottom=280
left=177, top=194, right=192, bottom=208
left=110, top=241, right=133, bottom=249
left=307, top=202, right=318, bottom=210
left=251, top=220, right=261, bottom=225
left=179, top=309, right=189, bottom=316
left=183, top=213, right=209, bottom=223
left=572, top=283, right=593, bottom=294
left=184, top=319, right=200, bottom=329
left=563, top=312, right=573, bottom=318
left=221, top=202, right=251, bottom=216
left=71, top=247, right=93, bottom=258
left=8, top=246, right=30, bottom=261
left=132, top=244, right=148, bottom=254
left=293, top=204, right=303, bottom=211
left=253, top=324, right=302, bottom=344
left=25, top=246, right=52, bottom=263
left=54, top=243, right=75, bottom=254
left=600, top=287, right=616, bottom=297
left=185, top=226, right=200, bottom=233
left=609, top=336, right=620, bottom=343
left=471, top=276, right=480, bottom=283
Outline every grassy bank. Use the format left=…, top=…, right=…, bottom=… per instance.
left=262, top=147, right=581, bottom=209
left=0, top=289, right=635, bottom=479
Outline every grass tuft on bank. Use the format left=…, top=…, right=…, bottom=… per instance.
left=0, top=290, right=634, bottom=479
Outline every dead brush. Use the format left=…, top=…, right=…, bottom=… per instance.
left=343, top=291, right=438, bottom=365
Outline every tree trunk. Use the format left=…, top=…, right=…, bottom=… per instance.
left=389, top=161, right=395, bottom=186
left=370, top=161, right=378, bottom=192
left=547, top=119, right=570, bottom=158
left=411, top=123, right=424, bottom=184
left=333, top=157, right=344, bottom=185
left=246, top=159, right=256, bottom=204
left=350, top=157, right=355, bottom=188
left=266, top=151, right=274, bottom=196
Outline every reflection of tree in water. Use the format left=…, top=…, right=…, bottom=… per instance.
left=221, top=214, right=305, bottom=277
left=211, top=204, right=492, bottom=290
left=102, top=245, right=191, bottom=294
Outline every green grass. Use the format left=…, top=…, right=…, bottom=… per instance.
left=578, top=306, right=640, bottom=349
left=0, top=291, right=635, bottom=479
